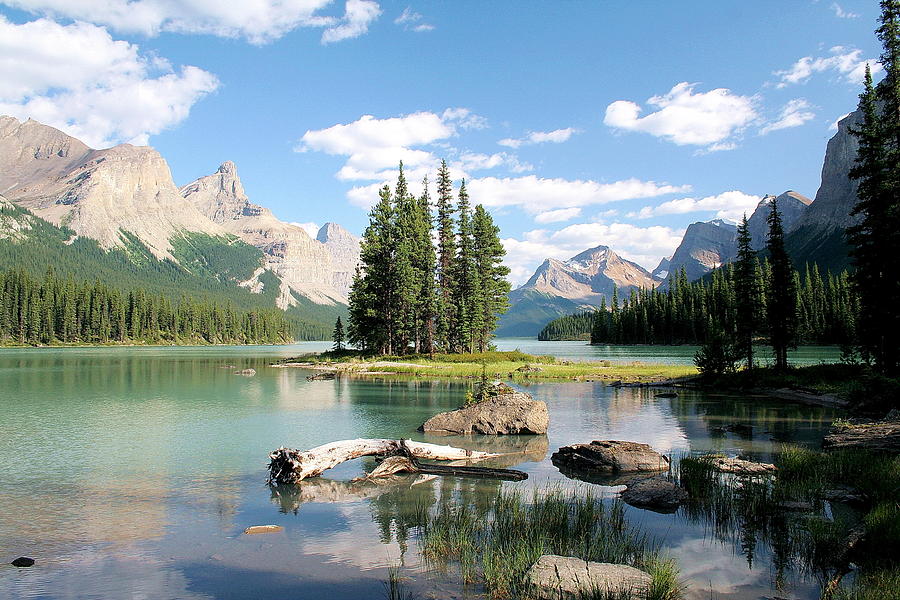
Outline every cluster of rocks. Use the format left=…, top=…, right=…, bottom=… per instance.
left=823, top=414, right=900, bottom=453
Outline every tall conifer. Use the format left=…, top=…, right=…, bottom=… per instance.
left=472, top=204, right=511, bottom=351
left=765, top=197, right=797, bottom=370
left=734, top=214, right=760, bottom=370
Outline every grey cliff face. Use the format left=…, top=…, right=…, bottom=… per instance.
left=666, top=219, right=738, bottom=282
left=317, top=222, right=361, bottom=298
left=746, top=191, right=812, bottom=250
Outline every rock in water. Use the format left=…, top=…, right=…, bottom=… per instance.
left=11, top=557, right=35, bottom=567
left=707, top=456, right=777, bottom=475
left=243, top=525, right=283, bottom=535
left=551, top=440, right=669, bottom=474
left=525, top=555, right=651, bottom=599
left=420, top=385, right=548, bottom=434
left=823, top=419, right=900, bottom=453
left=620, top=477, right=687, bottom=513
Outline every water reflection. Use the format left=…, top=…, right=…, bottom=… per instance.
left=0, top=347, right=842, bottom=600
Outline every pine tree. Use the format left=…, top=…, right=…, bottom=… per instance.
left=332, top=316, right=345, bottom=351
left=434, top=160, right=456, bottom=352
left=414, top=177, right=438, bottom=353
left=471, top=204, right=511, bottom=351
left=734, top=214, right=760, bottom=370
left=348, top=185, right=396, bottom=353
left=765, top=197, right=798, bottom=370
left=452, top=180, right=476, bottom=352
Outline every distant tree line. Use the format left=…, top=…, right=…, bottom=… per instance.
left=539, top=262, right=856, bottom=348
left=348, top=162, right=510, bottom=354
left=0, top=268, right=294, bottom=345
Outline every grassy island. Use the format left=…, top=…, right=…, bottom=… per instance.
left=275, top=350, right=698, bottom=383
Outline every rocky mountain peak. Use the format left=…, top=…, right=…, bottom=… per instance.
left=317, top=222, right=361, bottom=298
left=746, top=190, right=812, bottom=250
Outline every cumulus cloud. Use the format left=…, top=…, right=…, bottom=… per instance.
left=534, top=208, right=582, bottom=224
left=1, top=0, right=379, bottom=44
left=774, top=46, right=880, bottom=87
left=321, top=0, right=381, bottom=44
left=498, top=127, right=579, bottom=148
left=831, top=3, right=859, bottom=18
left=0, top=16, right=218, bottom=147
left=760, top=99, right=816, bottom=134
left=630, top=190, right=760, bottom=222
left=467, top=176, right=691, bottom=214
left=394, top=6, right=433, bottom=32
left=291, top=221, right=321, bottom=237
left=502, top=223, right=685, bottom=285
left=604, top=82, right=757, bottom=149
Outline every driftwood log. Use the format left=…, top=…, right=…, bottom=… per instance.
left=267, top=438, right=527, bottom=484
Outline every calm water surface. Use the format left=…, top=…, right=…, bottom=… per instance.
left=0, top=342, right=843, bottom=599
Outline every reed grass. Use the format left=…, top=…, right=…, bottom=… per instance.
left=418, top=486, right=681, bottom=600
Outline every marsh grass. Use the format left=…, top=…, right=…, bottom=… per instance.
left=418, top=486, right=680, bottom=600
left=675, top=448, right=900, bottom=597
left=383, top=564, right=416, bottom=600
left=833, top=567, right=900, bottom=600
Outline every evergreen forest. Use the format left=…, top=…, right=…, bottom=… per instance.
left=537, top=261, right=857, bottom=347
left=0, top=267, right=294, bottom=345
left=348, top=162, right=510, bottom=354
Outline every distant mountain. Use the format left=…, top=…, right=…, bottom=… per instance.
left=664, top=191, right=812, bottom=283
left=652, top=256, right=671, bottom=280
left=180, top=161, right=356, bottom=307
left=316, top=222, right=361, bottom=298
left=747, top=191, right=812, bottom=250
left=497, top=245, right=658, bottom=336
left=665, top=219, right=738, bottom=282
left=0, top=115, right=356, bottom=337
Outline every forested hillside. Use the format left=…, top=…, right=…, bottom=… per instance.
left=0, top=201, right=340, bottom=341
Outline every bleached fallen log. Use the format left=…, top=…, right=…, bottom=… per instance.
left=267, top=438, right=504, bottom=484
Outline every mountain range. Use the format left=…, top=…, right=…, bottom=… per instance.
left=500, top=107, right=862, bottom=336
left=0, top=115, right=360, bottom=336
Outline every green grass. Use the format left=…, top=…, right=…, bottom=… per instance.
left=280, top=350, right=697, bottom=383
left=417, top=486, right=682, bottom=600
left=834, top=567, right=900, bottom=600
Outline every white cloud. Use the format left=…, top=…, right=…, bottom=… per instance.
left=394, top=6, right=433, bottom=31
left=502, top=223, right=685, bottom=285
left=829, top=111, right=852, bottom=131
left=0, top=17, right=218, bottom=148
left=498, top=127, right=579, bottom=148
left=774, top=46, right=880, bottom=87
left=760, top=99, right=816, bottom=134
left=534, top=208, right=582, bottom=224
left=1, top=0, right=353, bottom=44
left=321, top=0, right=381, bottom=44
left=466, top=176, right=691, bottom=214
left=456, top=152, right=532, bottom=174
left=442, top=107, right=488, bottom=130
left=604, top=82, right=757, bottom=149
left=291, top=221, right=321, bottom=237
left=630, top=190, right=760, bottom=222
left=831, top=3, right=859, bottom=18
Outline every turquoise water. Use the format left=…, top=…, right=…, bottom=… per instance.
left=0, top=343, right=844, bottom=599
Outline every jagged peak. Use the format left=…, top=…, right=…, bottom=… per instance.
left=317, top=221, right=357, bottom=243
left=217, top=160, right=237, bottom=175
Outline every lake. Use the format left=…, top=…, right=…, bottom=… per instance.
left=0, top=342, right=844, bottom=599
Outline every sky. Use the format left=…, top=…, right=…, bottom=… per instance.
left=0, top=0, right=885, bottom=285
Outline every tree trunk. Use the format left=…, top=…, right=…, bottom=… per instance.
left=267, top=438, right=503, bottom=484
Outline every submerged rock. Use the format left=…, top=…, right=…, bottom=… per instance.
left=551, top=440, right=669, bottom=475
left=621, top=477, right=687, bottom=513
left=235, top=368, right=256, bottom=376
left=11, top=557, right=35, bottom=567
left=420, top=384, right=548, bottom=434
left=526, top=555, right=651, bottom=599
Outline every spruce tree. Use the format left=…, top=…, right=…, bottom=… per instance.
left=332, top=316, right=345, bottom=351
left=452, top=180, right=476, bottom=352
left=765, top=197, right=797, bottom=370
left=734, top=214, right=760, bottom=370
left=414, top=177, right=438, bottom=353
left=471, top=204, right=511, bottom=351
left=391, top=163, right=418, bottom=353
left=434, top=160, right=457, bottom=351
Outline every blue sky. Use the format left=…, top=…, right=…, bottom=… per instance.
left=0, top=0, right=884, bottom=284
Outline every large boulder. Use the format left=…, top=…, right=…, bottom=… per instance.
left=620, top=477, right=687, bottom=513
left=551, top=440, right=669, bottom=475
left=420, top=384, right=548, bottom=434
left=525, top=555, right=651, bottom=599
left=823, top=418, right=900, bottom=453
